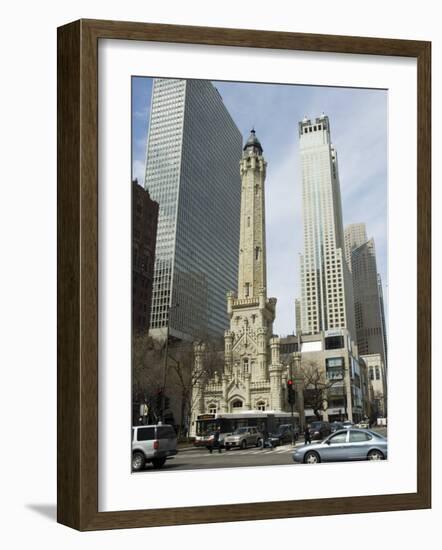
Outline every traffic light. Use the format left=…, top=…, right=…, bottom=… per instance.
left=287, top=379, right=295, bottom=405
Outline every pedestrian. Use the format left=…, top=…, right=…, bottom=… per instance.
left=261, top=429, right=267, bottom=450
left=209, top=426, right=222, bottom=454
left=261, top=429, right=273, bottom=450
left=304, top=425, right=311, bottom=445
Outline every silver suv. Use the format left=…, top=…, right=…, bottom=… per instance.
left=224, top=426, right=262, bottom=450
left=132, top=424, right=177, bottom=471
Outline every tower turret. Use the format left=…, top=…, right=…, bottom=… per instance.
left=238, top=129, right=268, bottom=300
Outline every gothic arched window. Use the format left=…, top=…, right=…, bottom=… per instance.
left=208, top=403, right=217, bottom=414
left=232, top=400, right=243, bottom=409
left=243, top=358, right=249, bottom=374
left=257, top=401, right=266, bottom=411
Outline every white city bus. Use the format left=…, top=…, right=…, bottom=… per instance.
left=193, top=410, right=300, bottom=447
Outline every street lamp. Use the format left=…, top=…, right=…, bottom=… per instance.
left=161, top=302, right=179, bottom=421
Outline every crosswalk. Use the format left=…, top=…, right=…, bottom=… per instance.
left=185, top=444, right=295, bottom=458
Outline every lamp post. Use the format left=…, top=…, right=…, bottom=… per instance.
left=161, top=302, right=179, bottom=421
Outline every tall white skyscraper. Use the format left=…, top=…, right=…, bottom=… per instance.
left=144, top=78, right=242, bottom=341
left=298, top=115, right=355, bottom=339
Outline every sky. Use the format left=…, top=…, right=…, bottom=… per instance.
left=132, top=77, right=388, bottom=338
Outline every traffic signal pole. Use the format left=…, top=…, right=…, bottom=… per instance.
left=288, top=360, right=295, bottom=445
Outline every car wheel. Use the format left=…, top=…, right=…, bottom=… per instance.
left=367, top=449, right=384, bottom=461
left=152, top=457, right=167, bottom=469
left=256, top=438, right=262, bottom=447
left=240, top=440, right=247, bottom=450
left=132, top=452, right=145, bottom=472
left=226, top=446, right=231, bottom=451
left=304, top=451, right=320, bottom=464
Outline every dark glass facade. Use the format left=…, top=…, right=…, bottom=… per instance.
left=145, top=79, right=242, bottom=340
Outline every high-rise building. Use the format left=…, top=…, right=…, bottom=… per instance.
left=298, top=115, right=355, bottom=340
left=344, top=223, right=368, bottom=270
left=132, top=179, right=159, bottom=334
left=377, top=274, right=388, bottom=367
left=351, top=238, right=387, bottom=366
left=144, top=78, right=242, bottom=341
left=295, top=298, right=302, bottom=335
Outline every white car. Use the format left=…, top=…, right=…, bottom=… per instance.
left=132, top=424, right=177, bottom=471
left=224, top=427, right=262, bottom=450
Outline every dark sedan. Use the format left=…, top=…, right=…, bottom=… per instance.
left=308, top=421, right=331, bottom=440
left=268, top=424, right=299, bottom=446
left=292, top=429, right=387, bottom=464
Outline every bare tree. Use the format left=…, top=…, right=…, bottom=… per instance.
left=301, top=361, right=342, bottom=420
left=132, top=331, right=225, bottom=435
left=167, top=339, right=224, bottom=438
left=132, top=334, right=165, bottom=423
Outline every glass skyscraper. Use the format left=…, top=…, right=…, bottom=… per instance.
left=144, top=78, right=242, bottom=341
left=298, top=115, right=355, bottom=339
left=344, top=223, right=388, bottom=368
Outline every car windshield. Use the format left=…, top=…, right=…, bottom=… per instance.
left=234, top=428, right=248, bottom=434
left=310, top=422, right=322, bottom=428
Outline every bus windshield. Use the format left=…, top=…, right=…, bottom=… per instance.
left=196, top=420, right=218, bottom=436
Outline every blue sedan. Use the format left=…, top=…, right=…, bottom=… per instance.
left=292, top=429, right=387, bottom=464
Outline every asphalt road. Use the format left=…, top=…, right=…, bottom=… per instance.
left=136, top=427, right=388, bottom=472
left=146, top=443, right=297, bottom=471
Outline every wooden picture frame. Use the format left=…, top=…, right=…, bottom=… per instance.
left=57, top=19, right=431, bottom=531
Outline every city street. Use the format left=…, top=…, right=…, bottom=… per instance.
left=142, top=443, right=298, bottom=471
left=136, top=427, right=388, bottom=472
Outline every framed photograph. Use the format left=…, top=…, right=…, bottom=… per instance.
left=57, top=19, right=431, bottom=530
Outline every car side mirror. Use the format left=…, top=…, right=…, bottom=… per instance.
left=325, top=440, right=331, bottom=445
